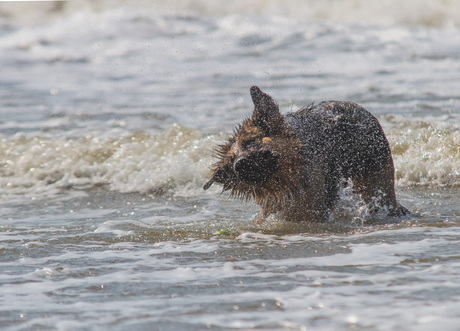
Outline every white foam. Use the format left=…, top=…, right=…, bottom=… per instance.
left=389, top=122, right=460, bottom=188
left=0, top=124, right=222, bottom=198
left=0, top=121, right=457, bottom=199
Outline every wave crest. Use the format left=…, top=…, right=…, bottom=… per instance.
left=390, top=122, right=459, bottom=188
left=0, top=124, right=218, bottom=197
left=0, top=122, right=458, bottom=199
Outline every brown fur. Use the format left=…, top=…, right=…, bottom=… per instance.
left=204, top=86, right=408, bottom=223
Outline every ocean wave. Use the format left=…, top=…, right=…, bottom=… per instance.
left=0, top=122, right=458, bottom=199
left=389, top=122, right=460, bottom=188
left=1, top=0, right=460, bottom=28
left=0, top=124, right=218, bottom=198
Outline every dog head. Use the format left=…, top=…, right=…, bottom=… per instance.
left=204, top=86, right=303, bottom=202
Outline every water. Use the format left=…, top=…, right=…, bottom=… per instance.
left=0, top=1, right=459, bottom=330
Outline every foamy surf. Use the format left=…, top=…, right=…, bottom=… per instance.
left=0, top=121, right=458, bottom=199
left=0, top=124, right=217, bottom=197
left=390, top=121, right=460, bottom=188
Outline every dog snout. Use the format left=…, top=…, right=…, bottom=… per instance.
left=233, top=150, right=278, bottom=185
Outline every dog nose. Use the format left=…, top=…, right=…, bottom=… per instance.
left=233, top=157, right=251, bottom=177
left=233, top=150, right=278, bottom=185
left=234, top=156, right=260, bottom=185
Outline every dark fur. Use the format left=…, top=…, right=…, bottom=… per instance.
left=204, top=86, right=408, bottom=223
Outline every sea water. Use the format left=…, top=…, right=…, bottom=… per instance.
left=0, top=1, right=459, bottom=330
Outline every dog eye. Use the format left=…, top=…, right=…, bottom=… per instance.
left=241, top=138, right=257, bottom=150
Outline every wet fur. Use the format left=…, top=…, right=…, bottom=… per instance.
left=204, top=86, right=408, bottom=223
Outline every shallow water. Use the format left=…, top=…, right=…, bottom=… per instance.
left=0, top=1, right=459, bottom=330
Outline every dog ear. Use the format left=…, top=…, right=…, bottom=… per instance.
left=250, top=86, right=285, bottom=135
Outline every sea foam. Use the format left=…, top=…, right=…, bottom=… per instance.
left=0, top=122, right=458, bottom=199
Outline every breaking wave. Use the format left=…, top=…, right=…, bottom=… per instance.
left=0, top=122, right=458, bottom=198
left=390, top=122, right=459, bottom=188
left=0, top=124, right=216, bottom=198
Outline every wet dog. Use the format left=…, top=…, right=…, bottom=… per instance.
left=204, top=86, right=408, bottom=223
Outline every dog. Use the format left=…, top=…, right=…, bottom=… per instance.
left=204, top=86, right=408, bottom=223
